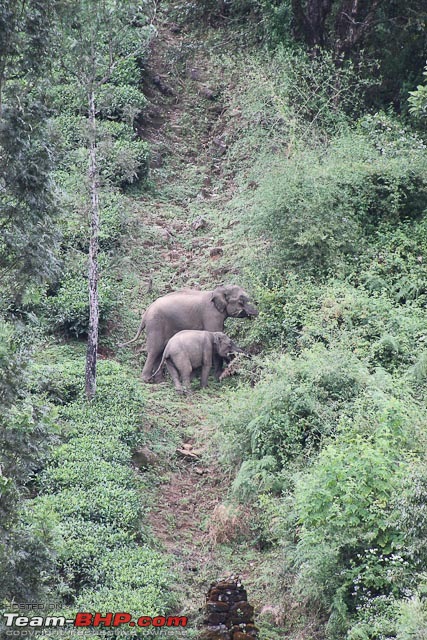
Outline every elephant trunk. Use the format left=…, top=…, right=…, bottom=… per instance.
left=245, top=303, right=258, bottom=317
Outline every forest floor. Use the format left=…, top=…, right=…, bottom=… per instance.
left=122, top=4, right=285, bottom=638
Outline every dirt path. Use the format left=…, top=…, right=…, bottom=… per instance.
left=131, top=5, right=279, bottom=636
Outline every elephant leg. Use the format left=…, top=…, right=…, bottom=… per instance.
left=151, top=354, right=165, bottom=383
left=200, top=363, right=211, bottom=388
left=142, top=350, right=163, bottom=383
left=165, top=361, right=184, bottom=394
left=213, top=354, right=223, bottom=381
left=180, top=363, right=193, bottom=394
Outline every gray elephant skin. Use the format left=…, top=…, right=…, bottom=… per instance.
left=120, top=284, right=258, bottom=382
left=152, top=330, right=244, bottom=393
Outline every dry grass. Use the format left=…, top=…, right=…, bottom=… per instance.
left=206, top=502, right=248, bottom=545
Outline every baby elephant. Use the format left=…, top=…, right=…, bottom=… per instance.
left=152, top=330, right=243, bottom=393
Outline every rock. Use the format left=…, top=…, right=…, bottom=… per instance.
left=211, top=136, right=227, bottom=156
left=217, top=582, right=238, bottom=591
left=229, top=602, right=254, bottom=624
left=131, top=447, right=159, bottom=469
left=192, top=238, right=205, bottom=248
left=211, top=266, right=231, bottom=277
left=243, top=624, right=259, bottom=638
left=199, top=86, right=218, bottom=100
left=191, top=216, right=208, bottom=231
left=176, top=448, right=199, bottom=460
left=210, top=247, right=224, bottom=258
left=203, top=612, right=227, bottom=625
left=209, top=588, right=221, bottom=600
left=161, top=228, right=173, bottom=242
left=152, top=74, right=174, bottom=96
left=217, top=594, right=230, bottom=602
left=206, top=601, right=230, bottom=613
left=199, top=627, right=230, bottom=640
left=149, top=151, right=164, bottom=168
left=188, top=67, right=202, bottom=81
left=203, top=578, right=259, bottom=639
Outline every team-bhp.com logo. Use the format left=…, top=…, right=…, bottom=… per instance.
left=3, top=612, right=188, bottom=630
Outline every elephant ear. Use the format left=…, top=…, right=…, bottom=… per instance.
left=211, top=286, right=227, bottom=313
left=213, top=332, right=221, bottom=349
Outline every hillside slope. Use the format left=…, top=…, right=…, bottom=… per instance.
left=117, top=5, right=285, bottom=639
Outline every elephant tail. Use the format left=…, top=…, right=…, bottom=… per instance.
left=118, top=314, right=146, bottom=348
left=150, top=353, right=167, bottom=380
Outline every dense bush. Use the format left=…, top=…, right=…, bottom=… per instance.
left=0, top=322, right=58, bottom=604
left=99, top=136, right=149, bottom=187
left=291, top=442, right=427, bottom=640
left=252, top=123, right=427, bottom=275
left=97, top=83, right=147, bottom=120
left=43, top=259, right=119, bottom=338
left=239, top=271, right=318, bottom=350
left=31, top=357, right=174, bottom=621
left=216, top=348, right=366, bottom=496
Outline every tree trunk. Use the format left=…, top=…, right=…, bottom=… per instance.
left=292, top=0, right=333, bottom=50
left=85, top=86, right=99, bottom=400
left=334, top=0, right=383, bottom=60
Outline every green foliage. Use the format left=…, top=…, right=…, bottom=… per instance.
left=48, top=82, right=86, bottom=115
left=396, top=588, right=427, bottom=640
left=292, top=432, right=410, bottom=638
left=253, top=125, right=427, bottom=275
left=99, top=136, right=149, bottom=187
left=409, top=66, right=427, bottom=118
left=76, top=546, right=172, bottom=613
left=97, top=84, right=147, bottom=120
left=110, top=56, right=140, bottom=86
left=43, top=257, right=119, bottom=337
left=56, top=187, right=131, bottom=252
left=0, top=321, right=57, bottom=602
left=215, top=347, right=373, bottom=495
left=242, top=270, right=318, bottom=350
left=295, top=434, right=405, bottom=552
left=254, top=1, right=427, bottom=111
left=297, top=282, right=426, bottom=373
left=40, top=1, right=153, bottom=345
left=0, top=89, right=59, bottom=304
left=31, top=356, right=173, bottom=616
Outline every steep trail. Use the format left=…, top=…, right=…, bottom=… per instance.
left=127, top=4, right=281, bottom=637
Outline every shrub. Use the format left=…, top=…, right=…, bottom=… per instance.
left=110, top=57, right=140, bottom=86
left=396, top=589, right=427, bottom=640
left=214, top=347, right=371, bottom=500
left=97, top=84, right=147, bottom=120
left=30, top=358, right=173, bottom=619
left=43, top=257, right=119, bottom=337
left=292, top=431, right=410, bottom=638
left=239, top=270, right=318, bottom=351
left=298, top=281, right=426, bottom=372
left=252, top=127, right=427, bottom=275
left=48, top=82, right=86, bottom=115
left=99, top=137, right=149, bottom=187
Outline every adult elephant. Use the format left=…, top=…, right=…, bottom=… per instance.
left=119, top=285, right=258, bottom=382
